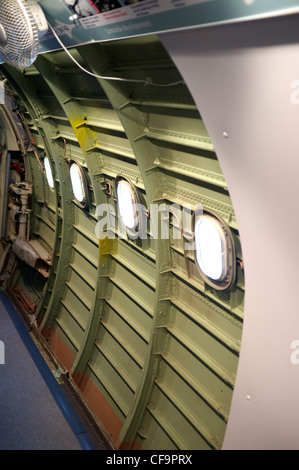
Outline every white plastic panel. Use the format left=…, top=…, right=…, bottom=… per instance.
left=161, top=15, right=299, bottom=449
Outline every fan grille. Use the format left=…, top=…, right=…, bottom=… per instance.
left=0, top=0, right=39, bottom=69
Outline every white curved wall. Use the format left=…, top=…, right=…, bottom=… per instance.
left=161, top=14, right=299, bottom=449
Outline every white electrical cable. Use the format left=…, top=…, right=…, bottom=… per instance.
left=48, top=23, right=185, bottom=88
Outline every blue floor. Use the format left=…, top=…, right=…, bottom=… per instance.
left=0, top=292, right=97, bottom=450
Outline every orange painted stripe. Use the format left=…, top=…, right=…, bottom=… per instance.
left=78, top=373, right=123, bottom=447
left=43, top=328, right=76, bottom=372
left=40, top=329, right=143, bottom=449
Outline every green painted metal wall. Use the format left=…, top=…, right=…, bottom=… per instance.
left=0, top=34, right=244, bottom=450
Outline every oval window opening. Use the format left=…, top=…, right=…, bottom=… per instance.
left=194, top=213, right=236, bottom=290
left=44, top=156, right=54, bottom=189
left=117, top=179, right=136, bottom=230
left=115, top=176, right=142, bottom=236
left=70, top=161, right=88, bottom=208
